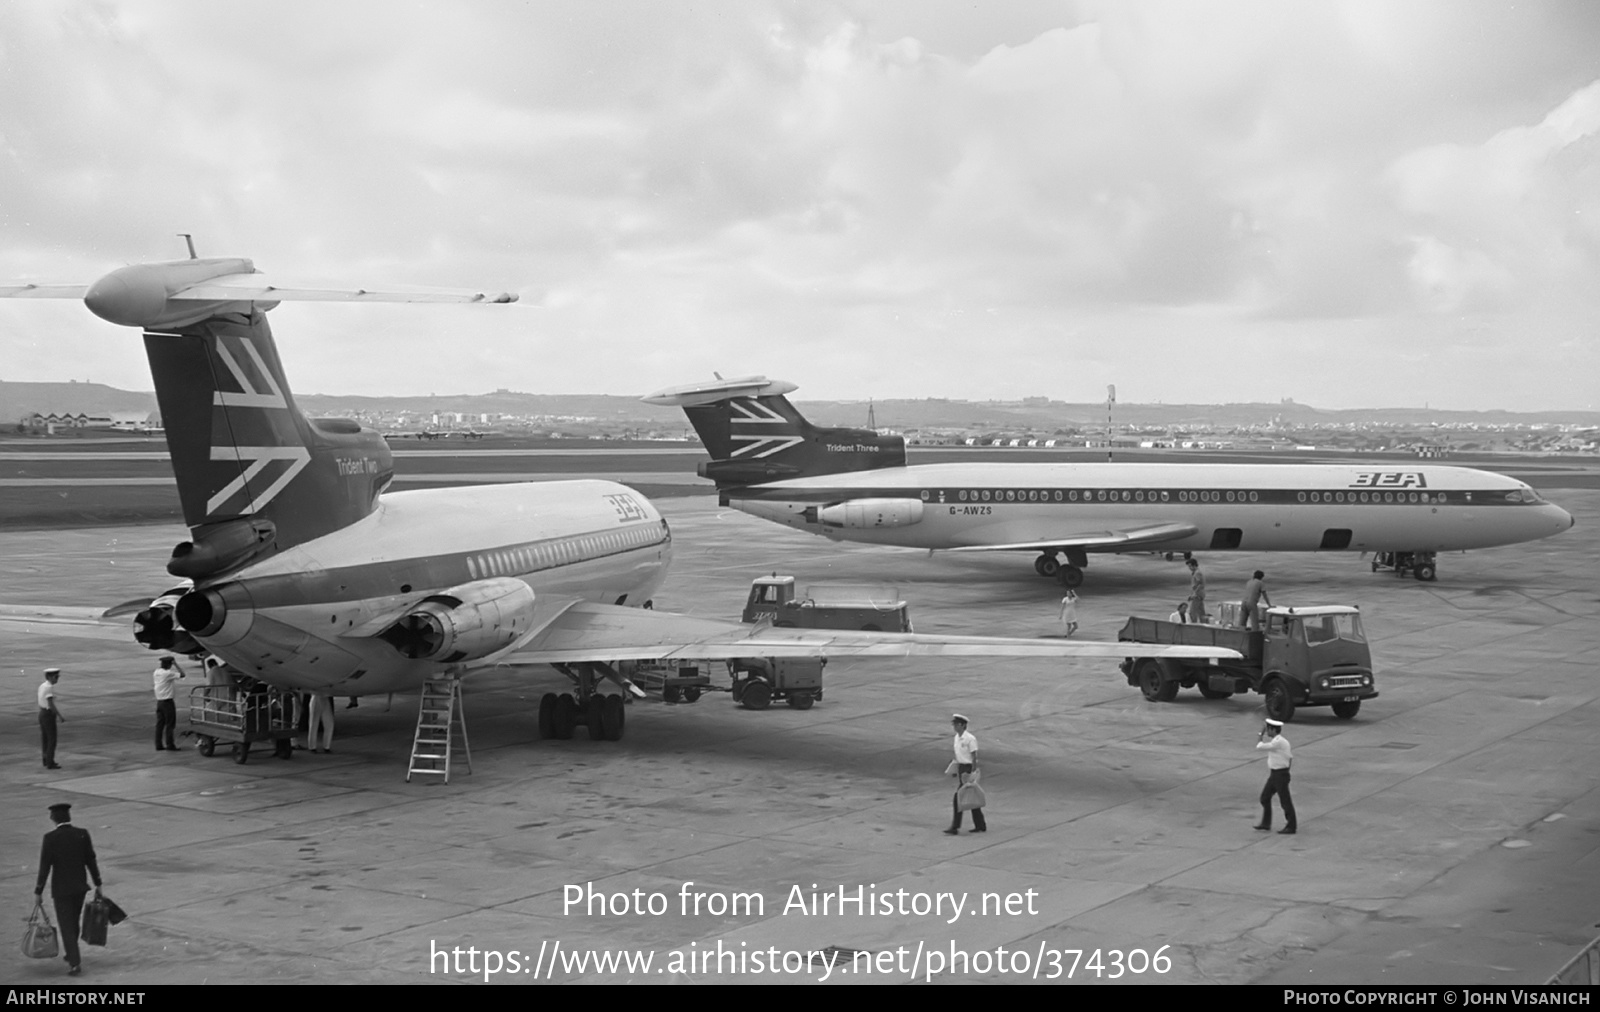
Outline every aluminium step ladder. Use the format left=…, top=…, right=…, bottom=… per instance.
left=407, top=677, right=472, bottom=783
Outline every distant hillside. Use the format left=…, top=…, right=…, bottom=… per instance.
left=0, top=380, right=156, bottom=422
left=4, top=380, right=1597, bottom=431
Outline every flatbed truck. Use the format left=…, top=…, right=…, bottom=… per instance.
left=1117, top=605, right=1379, bottom=722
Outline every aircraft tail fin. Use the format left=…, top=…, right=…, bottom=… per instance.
left=143, top=307, right=394, bottom=579
left=643, top=376, right=906, bottom=488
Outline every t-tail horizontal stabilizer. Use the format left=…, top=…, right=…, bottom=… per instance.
left=3, top=253, right=518, bottom=580
left=644, top=375, right=906, bottom=488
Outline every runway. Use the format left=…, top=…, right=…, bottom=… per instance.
left=1, top=490, right=1596, bottom=984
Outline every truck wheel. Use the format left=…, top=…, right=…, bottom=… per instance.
left=1136, top=659, right=1165, bottom=702
left=662, top=685, right=681, bottom=704
left=1198, top=686, right=1233, bottom=700
left=198, top=735, right=216, bottom=757
left=1263, top=678, right=1296, bottom=723
left=537, top=693, right=557, bottom=739
left=730, top=679, right=746, bottom=703
left=683, top=686, right=702, bottom=703
left=1414, top=563, right=1436, bottom=582
left=233, top=741, right=250, bottom=765
left=787, top=692, right=814, bottom=710
left=1332, top=700, right=1361, bottom=719
left=742, top=680, right=772, bottom=711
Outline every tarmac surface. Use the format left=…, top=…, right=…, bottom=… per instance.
left=2, top=485, right=1597, bottom=985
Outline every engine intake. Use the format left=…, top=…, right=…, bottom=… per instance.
left=378, top=577, right=536, bottom=663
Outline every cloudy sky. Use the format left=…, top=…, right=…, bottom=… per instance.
left=2, top=0, right=1597, bottom=410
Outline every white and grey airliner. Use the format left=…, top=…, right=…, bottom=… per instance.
left=647, top=377, right=1576, bottom=587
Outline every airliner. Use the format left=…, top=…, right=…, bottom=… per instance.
left=645, top=376, right=1576, bottom=587
left=1, top=251, right=1232, bottom=743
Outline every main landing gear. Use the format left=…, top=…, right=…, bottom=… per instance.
left=1370, top=551, right=1438, bottom=582
left=538, top=663, right=627, bottom=741
left=1033, top=550, right=1085, bottom=588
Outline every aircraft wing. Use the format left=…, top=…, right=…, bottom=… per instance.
left=0, top=283, right=90, bottom=298
left=945, top=520, right=1198, bottom=554
left=0, top=603, right=135, bottom=643
left=503, top=601, right=1238, bottom=663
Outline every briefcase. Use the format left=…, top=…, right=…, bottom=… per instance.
left=81, top=896, right=110, bottom=947
left=22, top=900, right=58, bottom=959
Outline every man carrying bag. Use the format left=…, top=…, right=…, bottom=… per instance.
left=35, top=802, right=103, bottom=976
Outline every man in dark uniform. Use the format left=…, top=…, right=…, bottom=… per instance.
left=35, top=803, right=103, bottom=976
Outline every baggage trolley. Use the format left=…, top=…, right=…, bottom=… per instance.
left=187, top=684, right=298, bottom=763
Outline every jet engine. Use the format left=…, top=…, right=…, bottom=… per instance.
left=131, top=584, right=201, bottom=654
left=377, top=578, right=536, bottom=663
left=814, top=498, right=925, bottom=529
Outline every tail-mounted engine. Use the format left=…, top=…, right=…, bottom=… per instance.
left=377, top=578, right=536, bottom=663
left=813, top=498, right=925, bottom=529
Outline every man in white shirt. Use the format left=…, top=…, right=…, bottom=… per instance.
left=1168, top=602, right=1189, bottom=624
left=38, top=668, right=64, bottom=770
left=944, top=714, right=987, bottom=835
left=152, top=656, right=186, bottom=751
left=1254, top=718, right=1296, bottom=834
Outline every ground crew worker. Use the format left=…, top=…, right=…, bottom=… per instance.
left=38, top=668, right=64, bottom=769
left=945, top=714, right=987, bottom=835
left=1241, top=570, right=1272, bottom=630
left=152, top=655, right=186, bottom=751
left=1187, top=557, right=1208, bottom=624
left=1254, top=718, right=1296, bottom=834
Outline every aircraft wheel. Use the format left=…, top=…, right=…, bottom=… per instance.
left=198, top=735, right=216, bottom=757
left=1414, top=563, right=1436, bottom=582
left=1058, top=565, right=1084, bottom=589
left=601, top=695, right=625, bottom=740
left=742, top=680, right=772, bottom=711
left=233, top=741, right=250, bottom=765
left=585, top=696, right=606, bottom=740
left=1332, top=700, right=1361, bottom=719
left=662, top=685, right=681, bottom=704
left=553, top=694, right=576, bottom=739
left=683, top=686, right=701, bottom=703
left=787, top=692, right=815, bottom=711
left=537, top=693, right=557, bottom=739
left=1033, top=556, right=1047, bottom=576
left=1263, top=678, right=1296, bottom=723
left=1198, top=686, right=1234, bottom=700
left=1135, top=659, right=1165, bottom=702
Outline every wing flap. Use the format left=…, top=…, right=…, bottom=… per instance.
left=506, top=601, right=1238, bottom=663
left=947, top=520, right=1198, bottom=553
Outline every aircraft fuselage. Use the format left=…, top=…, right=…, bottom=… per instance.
left=190, top=480, right=671, bottom=695
left=726, top=462, right=1574, bottom=555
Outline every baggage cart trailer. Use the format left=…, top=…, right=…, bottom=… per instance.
left=187, top=684, right=298, bottom=763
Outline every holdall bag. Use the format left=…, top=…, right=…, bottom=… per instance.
left=81, top=895, right=110, bottom=947
left=956, top=781, right=987, bottom=812
left=22, top=900, right=59, bottom=959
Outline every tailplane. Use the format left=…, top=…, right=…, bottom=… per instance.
left=643, top=376, right=906, bottom=488
left=66, top=254, right=515, bottom=580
